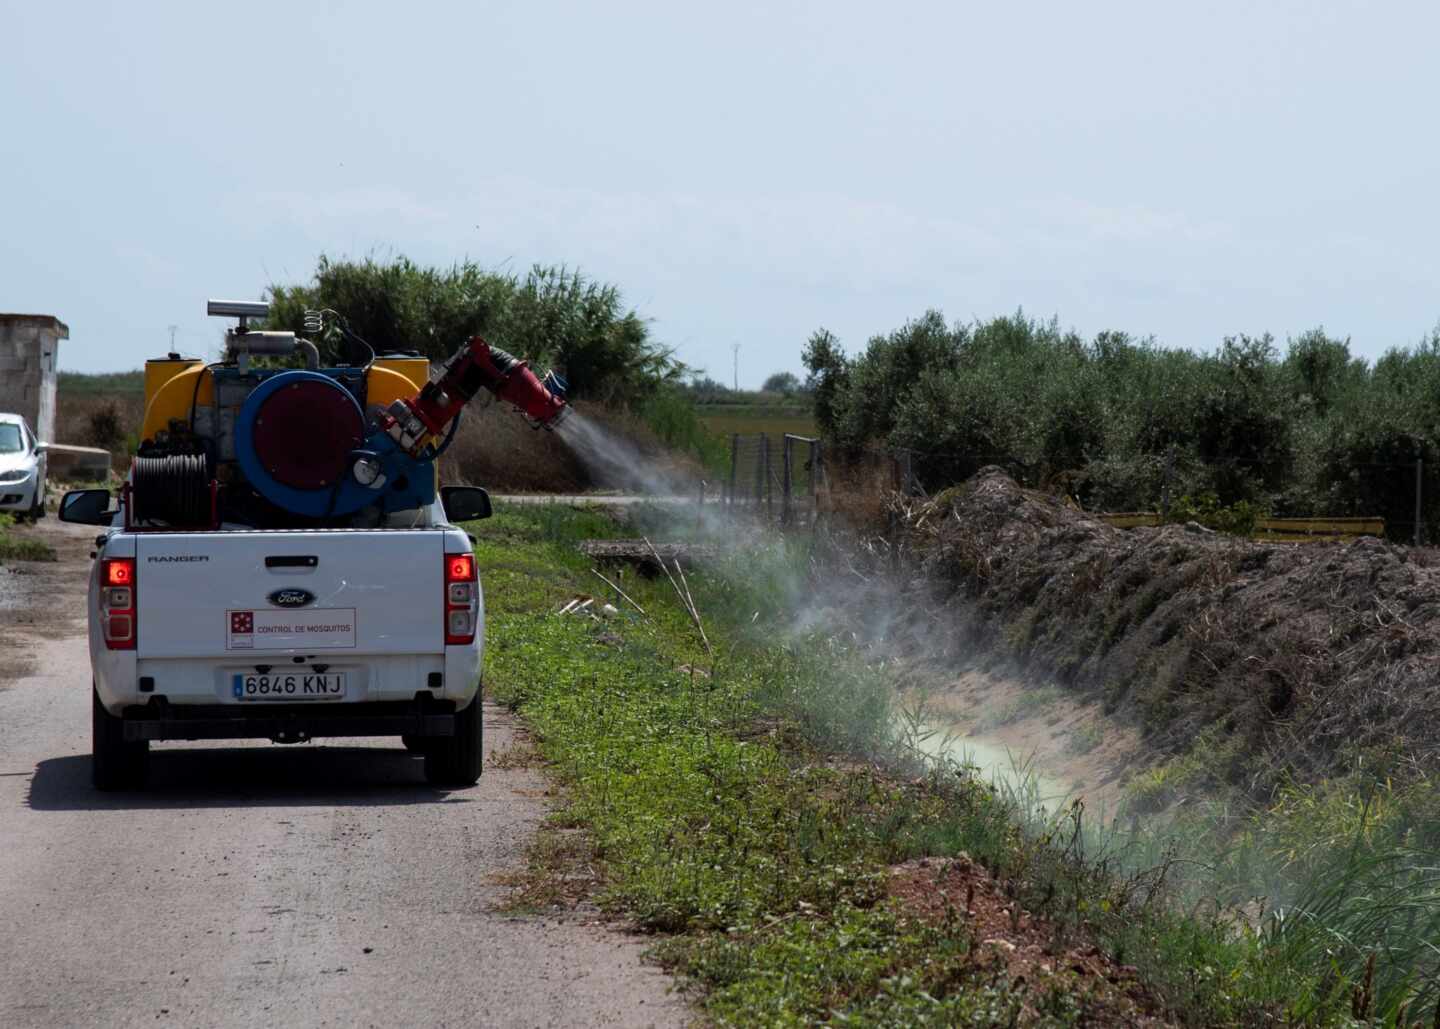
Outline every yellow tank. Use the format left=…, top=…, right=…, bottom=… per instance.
left=141, top=359, right=209, bottom=442
left=366, top=357, right=439, bottom=491
left=367, top=355, right=429, bottom=404
left=144, top=356, right=201, bottom=403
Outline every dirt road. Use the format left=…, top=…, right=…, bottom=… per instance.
left=0, top=521, right=685, bottom=1028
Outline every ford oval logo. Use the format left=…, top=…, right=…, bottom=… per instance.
left=268, top=588, right=315, bottom=609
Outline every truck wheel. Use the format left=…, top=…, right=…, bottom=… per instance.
left=92, top=687, right=148, bottom=791
left=423, top=696, right=482, bottom=786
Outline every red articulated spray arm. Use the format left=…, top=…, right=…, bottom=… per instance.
left=383, top=336, right=570, bottom=457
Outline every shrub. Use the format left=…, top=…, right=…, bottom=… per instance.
left=636, top=388, right=729, bottom=477
left=800, top=328, right=849, bottom=436
left=86, top=402, right=124, bottom=450
left=1165, top=492, right=1264, bottom=536
left=760, top=371, right=800, bottom=394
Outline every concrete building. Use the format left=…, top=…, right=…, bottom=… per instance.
left=0, top=314, right=66, bottom=443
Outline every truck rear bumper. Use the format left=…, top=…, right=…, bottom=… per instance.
left=119, top=696, right=463, bottom=743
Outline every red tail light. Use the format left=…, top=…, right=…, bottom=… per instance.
left=101, top=558, right=136, bottom=650
left=444, top=552, right=477, bottom=645
left=447, top=554, right=475, bottom=583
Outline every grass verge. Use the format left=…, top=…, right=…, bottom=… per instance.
left=469, top=502, right=1418, bottom=1026
left=0, top=513, right=56, bottom=562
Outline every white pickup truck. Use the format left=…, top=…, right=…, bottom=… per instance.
left=58, top=485, right=492, bottom=790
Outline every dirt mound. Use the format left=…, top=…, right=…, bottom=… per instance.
left=879, top=468, right=1440, bottom=802
left=886, top=857, right=1169, bottom=1026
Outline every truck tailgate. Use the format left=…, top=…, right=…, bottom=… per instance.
left=134, top=531, right=446, bottom=659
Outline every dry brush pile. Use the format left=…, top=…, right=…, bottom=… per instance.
left=864, top=468, right=1440, bottom=804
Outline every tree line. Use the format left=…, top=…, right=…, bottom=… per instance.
left=266, top=255, right=683, bottom=409
left=803, top=310, right=1440, bottom=537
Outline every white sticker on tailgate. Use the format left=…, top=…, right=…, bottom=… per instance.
left=227, top=608, right=357, bottom=650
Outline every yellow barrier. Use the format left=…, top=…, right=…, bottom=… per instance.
left=1094, top=512, right=1385, bottom=542
left=1252, top=517, right=1386, bottom=542
left=1097, top=512, right=1162, bottom=529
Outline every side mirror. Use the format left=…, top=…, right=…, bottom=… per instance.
left=440, top=485, right=492, bottom=522
left=59, top=489, right=116, bottom=526
left=34, top=442, right=48, bottom=454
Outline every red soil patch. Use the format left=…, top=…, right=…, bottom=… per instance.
left=887, top=856, right=1171, bottom=1027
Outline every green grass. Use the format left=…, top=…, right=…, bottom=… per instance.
left=698, top=406, right=818, bottom=442
left=0, top=513, right=56, bottom=562
left=1122, top=764, right=1440, bottom=1019
left=467, top=501, right=1430, bottom=1026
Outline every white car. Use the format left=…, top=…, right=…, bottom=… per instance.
left=0, top=413, right=47, bottom=520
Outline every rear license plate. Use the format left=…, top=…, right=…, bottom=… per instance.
left=233, top=672, right=346, bottom=701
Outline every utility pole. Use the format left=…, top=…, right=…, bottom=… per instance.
left=731, top=343, right=740, bottom=391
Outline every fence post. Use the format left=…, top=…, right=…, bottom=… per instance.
left=727, top=434, right=739, bottom=509
left=782, top=435, right=793, bottom=525
left=1416, top=457, right=1424, bottom=546
left=763, top=434, right=773, bottom=522
left=754, top=434, right=765, bottom=517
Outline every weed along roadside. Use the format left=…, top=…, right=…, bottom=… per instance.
left=467, top=501, right=1394, bottom=1027
left=0, top=512, right=57, bottom=563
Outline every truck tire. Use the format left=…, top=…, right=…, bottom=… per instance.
left=423, top=695, right=482, bottom=786
left=92, top=687, right=148, bottom=790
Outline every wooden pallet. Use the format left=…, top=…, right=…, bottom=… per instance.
left=578, top=539, right=719, bottom=566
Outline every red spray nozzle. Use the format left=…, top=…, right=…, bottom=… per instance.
left=495, top=361, right=570, bottom=429
left=386, top=336, right=569, bottom=455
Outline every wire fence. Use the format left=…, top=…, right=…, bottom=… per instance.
left=719, top=433, right=825, bottom=526
left=712, top=433, right=1433, bottom=545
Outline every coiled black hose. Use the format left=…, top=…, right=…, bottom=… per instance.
left=132, top=454, right=210, bottom=526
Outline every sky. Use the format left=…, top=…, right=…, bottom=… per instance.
left=4, top=0, right=1440, bottom=386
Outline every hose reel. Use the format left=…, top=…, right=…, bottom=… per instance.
left=131, top=453, right=210, bottom=526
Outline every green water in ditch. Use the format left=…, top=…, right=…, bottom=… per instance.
left=904, top=722, right=1084, bottom=820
